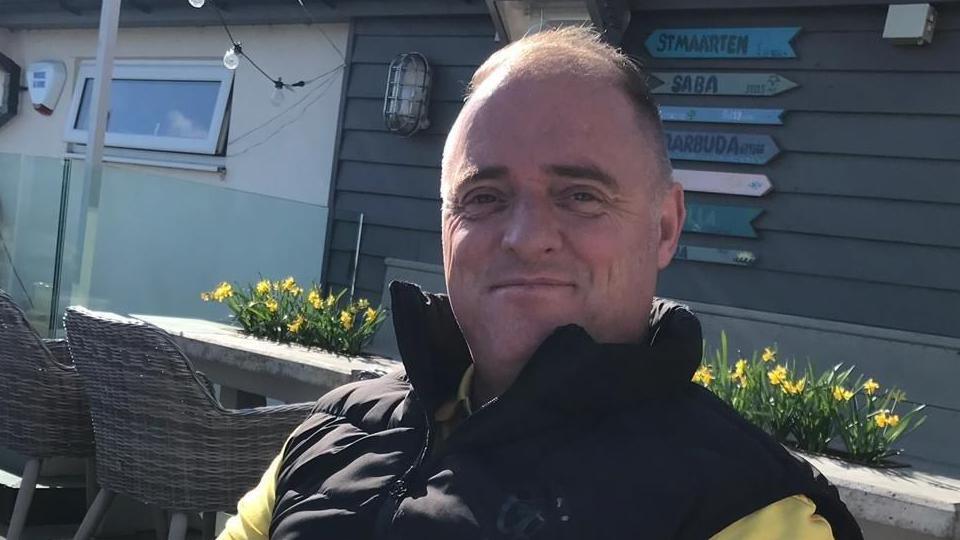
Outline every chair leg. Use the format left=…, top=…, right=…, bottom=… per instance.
left=72, top=488, right=115, bottom=540
left=6, top=457, right=42, bottom=540
left=202, top=512, right=217, bottom=540
left=167, top=512, right=189, bottom=540
left=84, top=458, right=98, bottom=508
left=152, top=507, right=169, bottom=540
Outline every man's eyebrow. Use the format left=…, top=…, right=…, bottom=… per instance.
left=457, top=165, right=509, bottom=186
left=545, top=163, right=618, bottom=188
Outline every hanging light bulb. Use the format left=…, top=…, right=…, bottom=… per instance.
left=271, top=79, right=286, bottom=107
left=188, top=0, right=205, bottom=7
left=223, top=44, right=241, bottom=70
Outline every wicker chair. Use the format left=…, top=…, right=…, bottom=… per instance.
left=63, top=306, right=314, bottom=540
left=0, top=290, right=95, bottom=540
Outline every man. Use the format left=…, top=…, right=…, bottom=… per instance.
left=221, top=27, right=862, bottom=539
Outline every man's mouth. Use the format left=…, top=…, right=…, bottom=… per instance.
left=490, top=278, right=576, bottom=291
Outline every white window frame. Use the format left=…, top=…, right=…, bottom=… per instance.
left=64, top=59, right=234, bottom=155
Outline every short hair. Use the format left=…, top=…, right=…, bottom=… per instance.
left=464, top=26, right=673, bottom=188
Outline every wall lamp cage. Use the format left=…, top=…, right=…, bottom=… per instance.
left=384, top=52, right=432, bottom=136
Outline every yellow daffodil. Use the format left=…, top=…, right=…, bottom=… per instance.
left=833, top=385, right=854, bottom=402
left=365, top=307, right=378, bottom=322
left=874, top=411, right=900, bottom=429
left=287, top=315, right=305, bottom=334
left=357, top=298, right=370, bottom=310
left=732, top=359, right=748, bottom=379
left=308, top=290, right=323, bottom=310
left=781, top=378, right=806, bottom=395
left=692, top=365, right=714, bottom=387
left=863, top=378, right=880, bottom=396
left=265, top=298, right=279, bottom=313
left=200, top=292, right=212, bottom=302
left=767, top=365, right=788, bottom=386
left=256, top=280, right=271, bottom=295
left=339, top=310, right=354, bottom=330
left=211, top=282, right=234, bottom=302
left=762, top=347, right=776, bottom=363
left=325, top=294, right=336, bottom=309
left=279, top=276, right=302, bottom=296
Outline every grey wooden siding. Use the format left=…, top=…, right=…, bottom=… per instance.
left=623, top=5, right=960, bottom=338
left=323, top=16, right=498, bottom=303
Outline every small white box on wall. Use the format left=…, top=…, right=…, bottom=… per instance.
left=883, top=3, right=937, bottom=45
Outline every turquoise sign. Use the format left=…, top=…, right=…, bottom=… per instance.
left=649, top=72, right=798, bottom=96
left=660, top=106, right=784, bottom=125
left=666, top=130, right=779, bottom=165
left=675, top=245, right=757, bottom=266
left=684, top=204, right=762, bottom=238
left=645, top=27, right=800, bottom=58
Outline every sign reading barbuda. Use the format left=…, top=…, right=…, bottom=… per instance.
left=645, top=27, right=800, bottom=58
left=649, top=72, right=798, bottom=96
left=666, top=130, right=779, bottom=165
left=659, top=106, right=784, bottom=125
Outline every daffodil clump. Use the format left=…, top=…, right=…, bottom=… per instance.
left=201, top=277, right=387, bottom=356
left=694, top=331, right=926, bottom=466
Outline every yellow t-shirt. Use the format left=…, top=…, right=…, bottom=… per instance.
left=218, top=366, right=834, bottom=540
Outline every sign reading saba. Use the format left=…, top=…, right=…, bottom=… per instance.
left=666, top=130, right=780, bottom=165
left=684, top=203, right=762, bottom=238
left=649, top=72, right=798, bottom=96
left=645, top=27, right=800, bottom=58
left=660, top=106, right=784, bottom=125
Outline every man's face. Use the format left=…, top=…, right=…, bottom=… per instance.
left=441, top=71, right=684, bottom=375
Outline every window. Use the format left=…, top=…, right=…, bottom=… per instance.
left=64, top=60, right=233, bottom=155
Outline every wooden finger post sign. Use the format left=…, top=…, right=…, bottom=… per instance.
left=645, top=27, right=801, bottom=58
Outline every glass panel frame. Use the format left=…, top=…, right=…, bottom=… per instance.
left=63, top=60, right=234, bottom=155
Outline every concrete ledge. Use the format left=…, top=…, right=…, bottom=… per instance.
left=133, top=315, right=401, bottom=403
left=797, top=452, right=960, bottom=539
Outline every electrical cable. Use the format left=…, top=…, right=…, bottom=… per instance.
left=0, top=229, right=35, bottom=309
left=227, top=64, right=343, bottom=145
left=227, top=74, right=339, bottom=158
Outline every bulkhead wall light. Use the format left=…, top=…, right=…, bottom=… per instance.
left=383, top=52, right=431, bottom=136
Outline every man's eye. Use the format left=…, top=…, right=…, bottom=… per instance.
left=571, top=192, right=599, bottom=202
left=466, top=193, right=500, bottom=205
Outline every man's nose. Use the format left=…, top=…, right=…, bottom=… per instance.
left=500, top=197, right=562, bottom=260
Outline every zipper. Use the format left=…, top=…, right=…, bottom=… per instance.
left=373, top=391, right=433, bottom=539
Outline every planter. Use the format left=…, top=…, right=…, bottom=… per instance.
left=135, top=314, right=399, bottom=404
left=795, top=451, right=960, bottom=540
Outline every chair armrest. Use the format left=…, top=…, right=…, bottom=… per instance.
left=43, top=338, right=76, bottom=371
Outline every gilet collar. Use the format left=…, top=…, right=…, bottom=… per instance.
left=387, top=281, right=704, bottom=423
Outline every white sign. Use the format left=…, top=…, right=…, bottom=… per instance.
left=674, top=169, right=772, bottom=197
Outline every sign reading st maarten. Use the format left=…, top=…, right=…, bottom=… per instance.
left=645, top=27, right=801, bottom=59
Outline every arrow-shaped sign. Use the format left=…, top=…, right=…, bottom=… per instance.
left=684, top=203, right=762, bottom=238
left=659, top=106, right=784, bottom=125
left=666, top=130, right=780, bottom=165
left=675, top=245, right=757, bottom=266
left=649, top=72, right=798, bottom=96
left=674, top=169, right=773, bottom=197
left=645, top=27, right=800, bottom=58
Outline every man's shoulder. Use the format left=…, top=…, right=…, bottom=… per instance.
left=296, top=369, right=412, bottom=433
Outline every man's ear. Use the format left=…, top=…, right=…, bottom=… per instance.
left=656, top=182, right=685, bottom=270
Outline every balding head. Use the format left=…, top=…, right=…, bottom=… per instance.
left=442, top=26, right=672, bottom=201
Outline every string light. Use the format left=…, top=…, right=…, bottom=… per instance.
left=190, top=0, right=342, bottom=104
left=223, top=43, right=240, bottom=70
left=271, top=78, right=286, bottom=106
